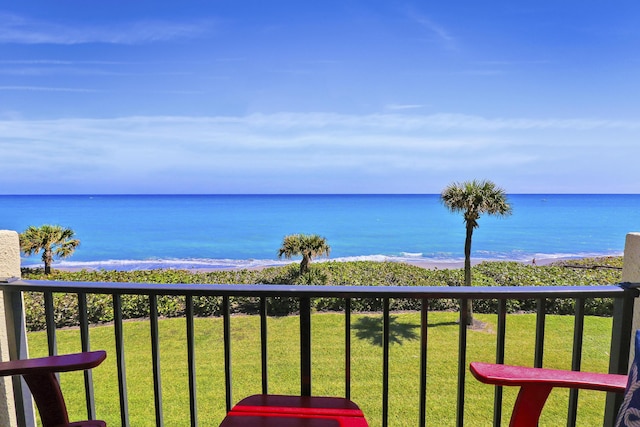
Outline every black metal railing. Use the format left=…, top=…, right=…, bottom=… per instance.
left=1, top=279, right=637, bottom=427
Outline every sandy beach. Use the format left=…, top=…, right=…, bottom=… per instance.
left=403, top=256, right=561, bottom=270
left=50, top=256, right=565, bottom=273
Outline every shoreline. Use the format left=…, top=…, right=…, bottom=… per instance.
left=402, top=256, right=560, bottom=270
left=43, top=255, right=579, bottom=273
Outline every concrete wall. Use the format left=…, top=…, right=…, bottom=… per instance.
left=622, top=233, right=640, bottom=285
left=0, top=231, right=20, bottom=280
left=623, top=233, right=640, bottom=365
left=0, top=230, right=20, bottom=427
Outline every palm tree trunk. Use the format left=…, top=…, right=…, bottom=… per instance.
left=300, top=254, right=310, bottom=274
left=44, top=248, right=52, bottom=275
left=463, top=223, right=474, bottom=325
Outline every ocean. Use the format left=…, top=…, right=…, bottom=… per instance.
left=2, top=194, right=638, bottom=271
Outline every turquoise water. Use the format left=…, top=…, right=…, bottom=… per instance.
left=1, top=194, right=638, bottom=270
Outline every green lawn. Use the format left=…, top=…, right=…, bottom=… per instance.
left=27, top=311, right=614, bottom=426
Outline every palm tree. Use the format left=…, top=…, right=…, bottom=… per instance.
left=278, top=234, right=331, bottom=274
left=20, top=225, right=80, bottom=275
left=441, top=180, right=512, bottom=324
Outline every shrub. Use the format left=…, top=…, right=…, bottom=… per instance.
left=21, top=257, right=623, bottom=331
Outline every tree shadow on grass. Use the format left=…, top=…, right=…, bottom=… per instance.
left=428, top=321, right=459, bottom=328
left=352, top=316, right=419, bottom=346
left=352, top=316, right=459, bottom=346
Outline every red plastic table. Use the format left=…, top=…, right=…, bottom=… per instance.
left=223, top=394, right=369, bottom=427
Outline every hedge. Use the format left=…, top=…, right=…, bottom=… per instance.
left=20, top=257, right=623, bottom=331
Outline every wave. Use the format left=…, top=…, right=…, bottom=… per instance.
left=23, top=258, right=291, bottom=271
left=20, top=249, right=623, bottom=272
left=400, top=252, right=423, bottom=258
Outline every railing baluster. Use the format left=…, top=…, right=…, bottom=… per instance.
left=77, top=292, right=97, bottom=420
left=534, top=298, right=546, bottom=368
left=222, top=296, right=232, bottom=412
left=457, top=298, right=469, bottom=427
left=77, top=292, right=90, bottom=350
left=567, top=297, right=585, bottom=427
left=345, top=297, right=351, bottom=400
left=493, top=298, right=507, bottom=427
left=43, top=290, right=59, bottom=400
left=185, top=295, right=198, bottom=427
left=604, top=290, right=636, bottom=426
left=260, top=296, right=268, bottom=394
left=419, top=298, right=428, bottom=427
left=382, top=298, right=390, bottom=427
left=113, top=293, right=130, bottom=427
left=300, top=297, right=312, bottom=396
left=150, top=294, right=164, bottom=427
left=44, top=292, right=57, bottom=356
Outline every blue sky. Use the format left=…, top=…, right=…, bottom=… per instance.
left=1, top=1, right=639, bottom=194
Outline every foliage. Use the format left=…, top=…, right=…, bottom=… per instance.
left=441, top=180, right=513, bottom=230
left=20, top=257, right=623, bottom=331
left=19, top=225, right=80, bottom=274
left=440, top=180, right=512, bottom=285
left=278, top=233, right=331, bottom=274
left=441, top=179, right=512, bottom=324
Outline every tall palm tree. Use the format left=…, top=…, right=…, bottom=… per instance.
left=20, top=225, right=80, bottom=275
left=441, top=180, right=512, bottom=324
left=278, top=234, right=331, bottom=274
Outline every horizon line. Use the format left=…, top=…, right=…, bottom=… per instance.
left=2, top=193, right=640, bottom=197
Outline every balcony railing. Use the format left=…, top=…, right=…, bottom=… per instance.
left=0, top=279, right=637, bottom=427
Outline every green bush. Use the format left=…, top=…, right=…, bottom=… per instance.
left=21, top=257, right=623, bottom=331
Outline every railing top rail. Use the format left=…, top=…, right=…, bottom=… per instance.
left=0, top=279, right=636, bottom=299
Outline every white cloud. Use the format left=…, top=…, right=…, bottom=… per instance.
left=0, top=112, right=637, bottom=193
left=2, top=112, right=638, bottom=141
left=1, top=113, right=637, bottom=157
left=0, top=59, right=126, bottom=65
left=0, top=86, right=98, bottom=92
left=0, top=13, right=212, bottom=45
left=233, top=112, right=640, bottom=132
left=406, top=11, right=456, bottom=50
left=385, top=104, right=424, bottom=111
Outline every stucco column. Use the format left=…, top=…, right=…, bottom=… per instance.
left=623, top=233, right=640, bottom=366
left=0, top=230, right=20, bottom=280
left=622, top=233, right=640, bottom=285
left=0, top=230, right=20, bottom=426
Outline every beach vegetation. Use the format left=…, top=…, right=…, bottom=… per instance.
left=278, top=233, right=331, bottom=274
left=294, top=265, right=329, bottom=285
left=441, top=179, right=512, bottom=325
left=19, top=224, right=80, bottom=275
left=20, top=257, right=622, bottom=331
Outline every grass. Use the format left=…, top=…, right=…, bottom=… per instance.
left=28, top=311, right=614, bottom=427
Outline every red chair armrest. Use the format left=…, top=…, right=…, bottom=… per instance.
left=0, top=351, right=106, bottom=377
left=470, top=362, right=627, bottom=393
left=470, top=362, right=627, bottom=427
left=0, top=351, right=107, bottom=427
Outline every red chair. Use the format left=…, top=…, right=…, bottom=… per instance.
left=222, top=394, right=369, bottom=426
left=470, top=362, right=627, bottom=427
left=0, top=351, right=107, bottom=427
